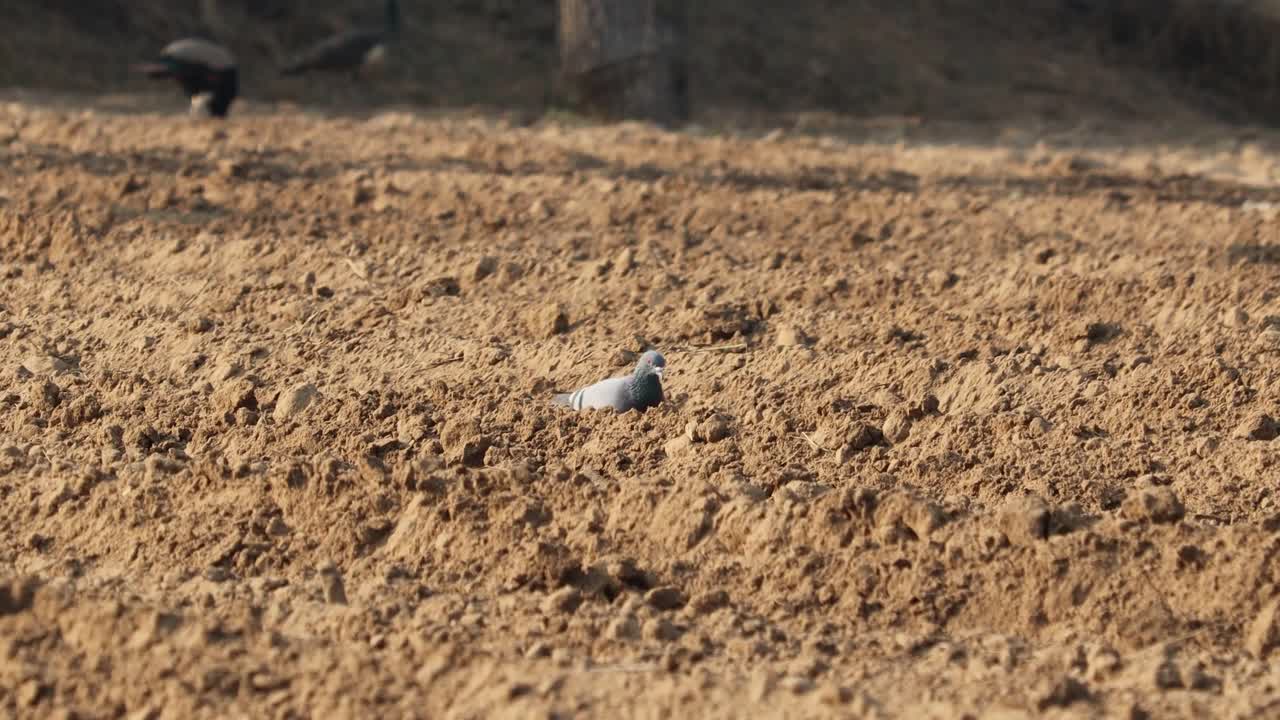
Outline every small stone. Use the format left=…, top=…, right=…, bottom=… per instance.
left=1120, top=487, right=1185, bottom=524
left=542, top=586, right=582, bottom=615
left=998, top=494, right=1051, bottom=545
left=775, top=324, right=809, bottom=347
left=881, top=408, right=912, bottom=443
left=1233, top=412, right=1278, bottom=441
left=273, top=383, right=318, bottom=423
left=644, top=586, right=687, bottom=611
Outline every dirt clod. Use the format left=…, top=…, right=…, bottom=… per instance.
left=644, top=586, right=687, bottom=611
left=543, top=587, right=583, bottom=615
left=1120, top=487, right=1185, bottom=525
left=693, top=415, right=734, bottom=443
left=997, top=494, right=1051, bottom=545
left=21, top=355, right=70, bottom=376
left=775, top=324, right=810, bottom=347
left=529, top=304, right=569, bottom=338
left=212, top=379, right=258, bottom=419
left=273, top=383, right=318, bottom=423
left=440, top=419, right=492, bottom=467
left=1233, top=412, right=1278, bottom=441
left=686, top=591, right=728, bottom=616
left=881, top=408, right=912, bottom=444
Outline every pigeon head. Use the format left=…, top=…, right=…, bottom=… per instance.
left=634, top=350, right=666, bottom=378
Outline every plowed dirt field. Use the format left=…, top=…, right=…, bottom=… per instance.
left=4, top=93, right=1280, bottom=719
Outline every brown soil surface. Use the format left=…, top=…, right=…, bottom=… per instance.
left=7, top=3, right=1280, bottom=720
left=5, top=93, right=1280, bottom=719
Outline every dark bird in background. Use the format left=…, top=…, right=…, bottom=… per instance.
left=280, top=0, right=400, bottom=79
left=133, top=38, right=239, bottom=118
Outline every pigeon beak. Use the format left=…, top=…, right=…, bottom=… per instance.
left=653, top=366, right=666, bottom=378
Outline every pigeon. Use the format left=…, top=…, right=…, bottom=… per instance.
left=553, top=350, right=667, bottom=413
left=280, top=0, right=400, bottom=79
left=133, top=38, right=239, bottom=118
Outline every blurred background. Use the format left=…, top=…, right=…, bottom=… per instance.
left=2, top=0, right=1279, bottom=132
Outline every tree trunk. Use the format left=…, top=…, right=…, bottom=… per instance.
left=558, top=0, right=689, bottom=126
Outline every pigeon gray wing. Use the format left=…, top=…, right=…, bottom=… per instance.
left=554, top=376, right=633, bottom=412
